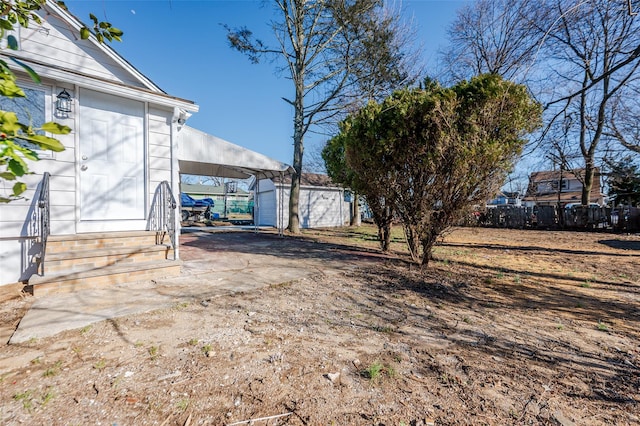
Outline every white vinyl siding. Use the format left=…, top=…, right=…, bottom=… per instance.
left=148, top=106, right=174, bottom=201
left=256, top=190, right=277, bottom=226
left=0, top=81, right=73, bottom=237
left=0, top=87, right=175, bottom=282
left=14, top=14, right=145, bottom=88
left=255, top=179, right=348, bottom=229
left=0, top=5, right=190, bottom=285
left=300, top=188, right=345, bottom=228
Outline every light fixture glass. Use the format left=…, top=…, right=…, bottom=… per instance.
left=56, top=89, right=72, bottom=113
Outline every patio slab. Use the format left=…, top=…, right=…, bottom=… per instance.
left=9, top=230, right=383, bottom=344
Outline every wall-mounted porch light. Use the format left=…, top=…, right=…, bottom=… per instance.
left=56, top=89, right=72, bottom=113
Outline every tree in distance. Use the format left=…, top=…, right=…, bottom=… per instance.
left=605, top=156, right=640, bottom=207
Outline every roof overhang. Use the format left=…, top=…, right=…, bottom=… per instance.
left=177, top=126, right=294, bottom=180
left=44, top=0, right=164, bottom=93
left=1, top=54, right=198, bottom=112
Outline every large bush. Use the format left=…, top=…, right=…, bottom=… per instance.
left=325, top=74, right=541, bottom=266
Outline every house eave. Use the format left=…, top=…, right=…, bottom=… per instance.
left=1, top=54, right=198, bottom=112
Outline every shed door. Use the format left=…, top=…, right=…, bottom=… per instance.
left=78, top=89, right=145, bottom=229
left=257, top=190, right=277, bottom=226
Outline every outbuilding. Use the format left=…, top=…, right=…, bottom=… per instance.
left=253, top=173, right=349, bottom=229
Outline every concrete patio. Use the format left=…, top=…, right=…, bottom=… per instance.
left=9, top=229, right=385, bottom=344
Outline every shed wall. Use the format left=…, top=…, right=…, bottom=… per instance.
left=255, top=179, right=348, bottom=229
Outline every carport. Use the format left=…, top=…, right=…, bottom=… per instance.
left=177, top=125, right=294, bottom=234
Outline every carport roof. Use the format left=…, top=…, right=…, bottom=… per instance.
left=177, top=126, right=293, bottom=179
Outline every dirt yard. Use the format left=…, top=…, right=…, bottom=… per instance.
left=1, top=226, right=639, bottom=425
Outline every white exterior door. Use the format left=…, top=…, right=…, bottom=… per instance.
left=78, top=89, right=145, bottom=232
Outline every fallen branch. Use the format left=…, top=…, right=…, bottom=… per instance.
left=227, top=412, right=293, bottom=425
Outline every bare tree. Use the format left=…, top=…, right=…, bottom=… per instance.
left=301, top=145, right=327, bottom=174
left=608, top=92, right=640, bottom=154
left=440, top=0, right=545, bottom=83
left=542, top=0, right=640, bottom=205
left=225, top=0, right=419, bottom=233
left=340, top=2, right=422, bottom=106
left=442, top=0, right=640, bottom=206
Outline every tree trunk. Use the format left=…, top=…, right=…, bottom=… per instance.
left=373, top=205, right=391, bottom=251
left=403, top=223, right=420, bottom=263
left=581, top=161, right=595, bottom=206
left=287, top=10, right=305, bottom=234
left=350, top=194, right=361, bottom=226
left=379, top=222, right=391, bottom=252
left=288, top=128, right=303, bottom=233
left=420, top=226, right=441, bottom=269
left=420, top=239, right=435, bottom=270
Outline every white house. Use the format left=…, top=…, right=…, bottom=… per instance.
left=0, top=2, right=198, bottom=297
left=253, top=173, right=350, bottom=229
left=0, top=1, right=292, bottom=299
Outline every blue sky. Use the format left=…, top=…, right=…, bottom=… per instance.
left=65, top=0, right=468, bottom=166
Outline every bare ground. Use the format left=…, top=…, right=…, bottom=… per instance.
left=0, top=226, right=639, bottom=425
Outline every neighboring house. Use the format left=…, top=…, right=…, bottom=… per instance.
left=253, top=173, right=349, bottom=229
left=522, top=168, right=605, bottom=207
left=180, top=183, right=252, bottom=218
left=0, top=2, right=292, bottom=297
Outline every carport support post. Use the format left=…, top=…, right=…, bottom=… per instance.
left=278, top=171, right=285, bottom=237
left=254, top=175, right=259, bottom=233
left=223, top=178, right=228, bottom=219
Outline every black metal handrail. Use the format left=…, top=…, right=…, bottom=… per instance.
left=37, top=172, right=50, bottom=275
left=148, top=181, right=177, bottom=259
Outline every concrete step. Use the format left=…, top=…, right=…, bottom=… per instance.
left=26, top=260, right=182, bottom=296
left=46, top=231, right=159, bottom=254
left=43, top=244, right=172, bottom=274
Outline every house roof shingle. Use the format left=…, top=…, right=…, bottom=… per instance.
left=528, top=168, right=600, bottom=183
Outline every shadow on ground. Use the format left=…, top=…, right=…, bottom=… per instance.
left=598, top=239, right=640, bottom=251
